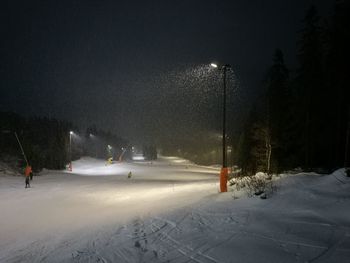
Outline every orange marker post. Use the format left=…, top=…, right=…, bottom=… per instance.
left=220, top=167, right=228, bottom=192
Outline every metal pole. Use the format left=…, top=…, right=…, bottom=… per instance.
left=219, top=65, right=229, bottom=192
left=70, top=133, right=72, bottom=161
left=223, top=66, right=227, bottom=168
left=211, top=62, right=231, bottom=192
left=14, top=132, right=29, bottom=166
left=69, top=133, right=72, bottom=171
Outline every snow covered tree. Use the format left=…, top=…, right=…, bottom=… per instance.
left=236, top=95, right=271, bottom=175
left=237, top=50, right=290, bottom=175
left=250, top=116, right=272, bottom=175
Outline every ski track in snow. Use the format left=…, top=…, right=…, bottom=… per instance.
left=0, top=157, right=349, bottom=262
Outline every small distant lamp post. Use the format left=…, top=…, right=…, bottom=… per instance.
left=89, top=133, right=98, bottom=157
left=107, top=144, right=112, bottom=157
left=69, top=131, right=73, bottom=171
left=211, top=63, right=231, bottom=192
left=106, top=145, right=113, bottom=164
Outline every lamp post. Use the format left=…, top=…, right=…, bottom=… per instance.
left=69, top=131, right=73, bottom=171
left=107, top=145, right=113, bottom=164
left=89, top=133, right=98, bottom=158
left=211, top=63, right=231, bottom=192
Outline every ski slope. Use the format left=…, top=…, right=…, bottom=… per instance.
left=0, top=156, right=349, bottom=262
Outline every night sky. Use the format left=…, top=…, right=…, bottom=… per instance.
left=1, top=0, right=334, bottom=143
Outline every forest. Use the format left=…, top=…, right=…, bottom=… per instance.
left=235, top=3, right=349, bottom=174
left=0, top=112, right=129, bottom=171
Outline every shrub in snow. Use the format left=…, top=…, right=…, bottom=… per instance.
left=260, top=193, right=267, bottom=199
left=245, top=174, right=268, bottom=196
left=229, top=172, right=277, bottom=198
left=0, top=155, right=22, bottom=176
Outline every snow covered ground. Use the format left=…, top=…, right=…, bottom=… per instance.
left=0, top=156, right=349, bottom=262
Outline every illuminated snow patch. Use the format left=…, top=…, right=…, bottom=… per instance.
left=82, top=182, right=219, bottom=205
left=84, top=191, right=131, bottom=203
left=132, top=155, right=145, bottom=161
left=161, top=156, right=191, bottom=164
left=173, top=159, right=190, bottom=164
left=64, top=157, right=129, bottom=176
left=67, top=165, right=128, bottom=176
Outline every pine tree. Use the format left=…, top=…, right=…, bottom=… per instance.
left=264, top=49, right=290, bottom=173
left=297, top=5, right=327, bottom=169
left=325, top=0, right=350, bottom=167
left=236, top=95, right=271, bottom=175
left=250, top=109, right=272, bottom=174
left=237, top=50, right=290, bottom=175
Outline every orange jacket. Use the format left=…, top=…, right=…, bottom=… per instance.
left=25, top=166, right=32, bottom=176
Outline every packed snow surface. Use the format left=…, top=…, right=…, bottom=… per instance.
left=0, top=156, right=349, bottom=262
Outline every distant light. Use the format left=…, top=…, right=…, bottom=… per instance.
left=107, top=145, right=112, bottom=149
left=210, top=63, right=218, bottom=68
left=70, top=131, right=74, bottom=135
left=89, top=133, right=94, bottom=138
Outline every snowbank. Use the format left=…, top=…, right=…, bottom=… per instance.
left=0, top=158, right=349, bottom=262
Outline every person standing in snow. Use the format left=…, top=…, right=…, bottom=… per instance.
left=24, top=165, right=32, bottom=188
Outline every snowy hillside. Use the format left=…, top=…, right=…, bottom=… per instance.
left=0, top=157, right=349, bottom=262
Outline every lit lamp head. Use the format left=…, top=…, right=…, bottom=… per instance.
left=211, top=63, right=231, bottom=69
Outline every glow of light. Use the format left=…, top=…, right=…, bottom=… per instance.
left=132, top=155, right=145, bottom=161
left=66, top=163, right=127, bottom=176
left=210, top=63, right=218, bottom=68
left=173, top=159, right=188, bottom=163
left=70, top=131, right=74, bottom=135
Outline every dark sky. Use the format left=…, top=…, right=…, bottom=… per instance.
left=1, top=0, right=334, bottom=143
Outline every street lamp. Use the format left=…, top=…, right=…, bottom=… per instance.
left=211, top=63, right=231, bottom=192
left=106, top=145, right=113, bottom=164
left=69, top=131, right=74, bottom=171
left=89, top=133, right=98, bottom=157
left=107, top=144, right=113, bottom=157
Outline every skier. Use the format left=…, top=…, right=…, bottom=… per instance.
left=24, top=165, right=32, bottom=188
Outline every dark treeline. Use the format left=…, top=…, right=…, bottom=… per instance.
left=236, top=2, right=350, bottom=175
left=159, top=130, right=223, bottom=165
left=0, top=112, right=128, bottom=171
left=85, top=125, right=130, bottom=161
left=142, top=145, right=157, bottom=160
